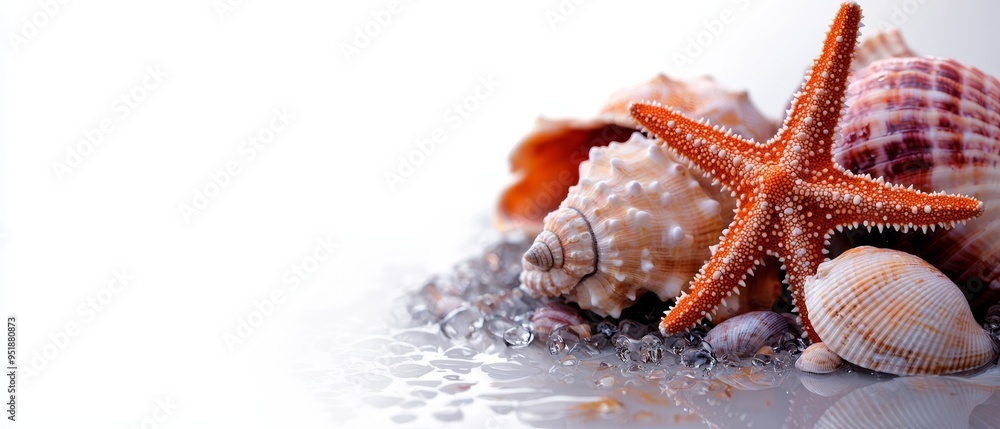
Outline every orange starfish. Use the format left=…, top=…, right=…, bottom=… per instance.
left=628, top=2, right=983, bottom=342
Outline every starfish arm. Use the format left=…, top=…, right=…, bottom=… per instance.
left=778, top=229, right=830, bottom=343
left=812, top=174, right=984, bottom=232
left=629, top=101, right=759, bottom=193
left=775, top=2, right=862, bottom=167
left=659, top=201, right=770, bottom=335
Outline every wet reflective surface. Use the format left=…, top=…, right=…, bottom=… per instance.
left=291, top=237, right=1000, bottom=428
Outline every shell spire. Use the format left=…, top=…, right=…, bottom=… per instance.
left=519, top=133, right=733, bottom=318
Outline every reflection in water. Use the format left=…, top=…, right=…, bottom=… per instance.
left=291, top=236, right=1000, bottom=428
left=291, top=313, right=1000, bottom=429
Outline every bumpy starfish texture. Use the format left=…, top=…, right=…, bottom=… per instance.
left=628, top=2, right=983, bottom=342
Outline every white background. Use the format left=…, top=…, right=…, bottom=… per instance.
left=2, top=0, right=998, bottom=427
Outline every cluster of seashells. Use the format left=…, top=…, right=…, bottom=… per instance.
left=496, top=30, right=1000, bottom=377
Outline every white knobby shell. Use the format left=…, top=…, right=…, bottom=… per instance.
left=520, top=132, right=727, bottom=317
left=497, top=74, right=778, bottom=234
left=805, top=246, right=999, bottom=375
left=702, top=311, right=789, bottom=358
left=795, top=342, right=842, bottom=374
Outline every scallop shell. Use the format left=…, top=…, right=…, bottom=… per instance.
left=795, top=342, right=842, bottom=374
left=702, top=311, right=789, bottom=358
left=518, top=132, right=728, bottom=318
left=850, top=28, right=915, bottom=73
left=805, top=246, right=999, bottom=375
left=815, top=376, right=994, bottom=429
left=496, top=74, right=777, bottom=234
left=835, top=56, right=1000, bottom=316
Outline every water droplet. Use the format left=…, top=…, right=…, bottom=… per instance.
left=639, top=334, right=664, bottom=365
left=614, top=335, right=633, bottom=362
left=547, top=333, right=566, bottom=355
left=618, top=320, right=648, bottom=339
left=503, top=326, right=533, bottom=349
left=596, top=375, right=616, bottom=388
left=596, top=320, right=619, bottom=337
left=680, top=342, right=716, bottom=369
left=439, top=307, right=485, bottom=340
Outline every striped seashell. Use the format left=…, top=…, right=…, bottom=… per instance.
left=805, top=246, right=999, bottom=376
left=519, top=132, right=729, bottom=318
left=850, top=28, right=915, bottom=73
left=702, top=311, right=789, bottom=358
left=814, top=376, right=995, bottom=429
left=529, top=301, right=591, bottom=340
left=834, top=56, right=1000, bottom=316
left=795, top=342, right=842, bottom=374
left=496, top=74, right=777, bottom=234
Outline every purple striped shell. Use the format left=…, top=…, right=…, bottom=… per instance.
left=702, top=311, right=788, bottom=358
left=835, top=56, right=1000, bottom=315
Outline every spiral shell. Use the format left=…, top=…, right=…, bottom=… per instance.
left=519, top=133, right=728, bottom=318
left=835, top=56, right=1000, bottom=315
left=496, top=74, right=777, bottom=234
left=702, top=311, right=789, bottom=359
left=805, top=246, right=999, bottom=375
left=795, top=342, right=842, bottom=374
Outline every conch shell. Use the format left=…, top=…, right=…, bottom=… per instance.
left=835, top=55, right=1000, bottom=316
left=496, top=74, right=778, bottom=234
left=805, top=246, right=998, bottom=375
left=519, top=133, right=727, bottom=318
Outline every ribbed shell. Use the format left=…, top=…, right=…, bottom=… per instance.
left=835, top=56, right=1000, bottom=315
left=850, top=29, right=915, bottom=73
left=702, top=311, right=789, bottom=358
left=529, top=301, right=585, bottom=339
left=815, top=376, right=994, bottom=429
left=519, top=132, right=727, bottom=318
left=805, top=246, right=998, bottom=376
left=496, top=74, right=777, bottom=234
left=795, top=342, right=842, bottom=374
